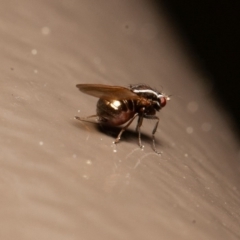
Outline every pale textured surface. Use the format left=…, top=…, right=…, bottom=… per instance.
left=0, top=1, right=240, bottom=240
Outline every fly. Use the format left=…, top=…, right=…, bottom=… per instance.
left=75, top=84, right=169, bottom=154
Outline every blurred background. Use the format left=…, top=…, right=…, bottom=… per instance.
left=159, top=0, right=240, bottom=137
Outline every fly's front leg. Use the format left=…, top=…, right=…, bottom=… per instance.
left=114, top=113, right=139, bottom=144
left=144, top=115, right=161, bottom=154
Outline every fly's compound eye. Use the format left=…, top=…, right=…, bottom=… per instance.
left=160, top=97, right=167, bottom=107
left=154, top=96, right=167, bottom=110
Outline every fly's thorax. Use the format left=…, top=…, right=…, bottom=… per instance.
left=130, top=84, right=166, bottom=111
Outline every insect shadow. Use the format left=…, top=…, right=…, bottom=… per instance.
left=72, top=119, right=163, bottom=149
left=99, top=123, right=163, bottom=148
left=98, top=124, right=149, bottom=141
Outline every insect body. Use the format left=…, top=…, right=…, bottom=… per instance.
left=75, top=84, right=169, bottom=153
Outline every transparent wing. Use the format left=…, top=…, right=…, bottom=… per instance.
left=76, top=84, right=140, bottom=100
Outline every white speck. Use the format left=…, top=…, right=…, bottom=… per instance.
left=41, top=27, right=51, bottom=35
left=72, top=154, right=77, bottom=158
left=112, top=142, right=117, bottom=153
left=77, top=110, right=81, bottom=113
left=186, top=127, right=193, bottom=134
left=183, top=176, right=186, bottom=179
left=187, top=101, right=199, bottom=113
left=31, top=49, right=37, bottom=55
left=184, top=153, right=188, bottom=157
left=82, top=175, right=89, bottom=179
left=201, top=122, right=212, bottom=132
left=86, top=160, right=92, bottom=165
left=39, top=141, right=43, bottom=146
left=34, top=69, right=38, bottom=74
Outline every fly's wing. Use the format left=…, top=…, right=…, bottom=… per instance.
left=76, top=84, right=140, bottom=100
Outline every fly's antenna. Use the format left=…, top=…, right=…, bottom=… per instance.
left=159, top=85, right=163, bottom=92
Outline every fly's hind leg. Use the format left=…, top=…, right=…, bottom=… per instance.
left=114, top=113, right=139, bottom=144
left=75, top=115, right=101, bottom=124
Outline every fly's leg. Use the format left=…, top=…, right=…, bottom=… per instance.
left=144, top=115, right=161, bottom=154
left=135, top=115, right=144, bottom=149
left=114, top=113, right=139, bottom=144
left=74, top=115, right=98, bottom=122
left=75, top=115, right=104, bottom=124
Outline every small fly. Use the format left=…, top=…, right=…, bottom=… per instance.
left=75, top=84, right=169, bottom=153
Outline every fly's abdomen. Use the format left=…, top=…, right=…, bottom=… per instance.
left=96, top=99, right=135, bottom=126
